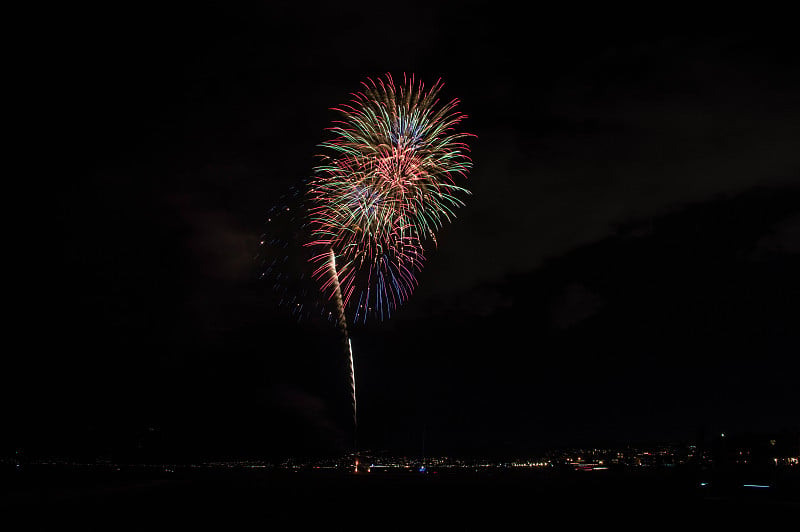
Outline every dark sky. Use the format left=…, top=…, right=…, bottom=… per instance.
left=12, top=3, right=799, bottom=460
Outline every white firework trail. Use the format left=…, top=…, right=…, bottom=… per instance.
left=329, top=249, right=358, bottom=451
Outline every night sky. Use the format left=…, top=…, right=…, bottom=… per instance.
left=13, top=4, right=799, bottom=461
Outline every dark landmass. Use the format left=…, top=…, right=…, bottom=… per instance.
left=3, top=462, right=797, bottom=530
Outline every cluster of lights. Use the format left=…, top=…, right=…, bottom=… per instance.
left=510, top=462, right=550, bottom=468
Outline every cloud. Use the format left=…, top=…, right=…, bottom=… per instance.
left=268, top=385, right=347, bottom=450
left=750, top=213, right=800, bottom=261
left=171, top=194, right=257, bottom=283
left=550, top=283, right=605, bottom=330
left=420, top=39, right=800, bottom=298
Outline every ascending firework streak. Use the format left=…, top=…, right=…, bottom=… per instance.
left=327, top=249, right=357, bottom=437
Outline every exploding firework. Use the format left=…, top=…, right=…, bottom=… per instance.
left=306, top=73, right=474, bottom=322
left=256, top=182, right=336, bottom=324
left=260, top=74, right=473, bottom=464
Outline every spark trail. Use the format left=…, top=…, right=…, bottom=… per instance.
left=328, top=249, right=357, bottom=448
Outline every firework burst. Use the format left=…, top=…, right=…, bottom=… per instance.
left=307, top=73, right=474, bottom=322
